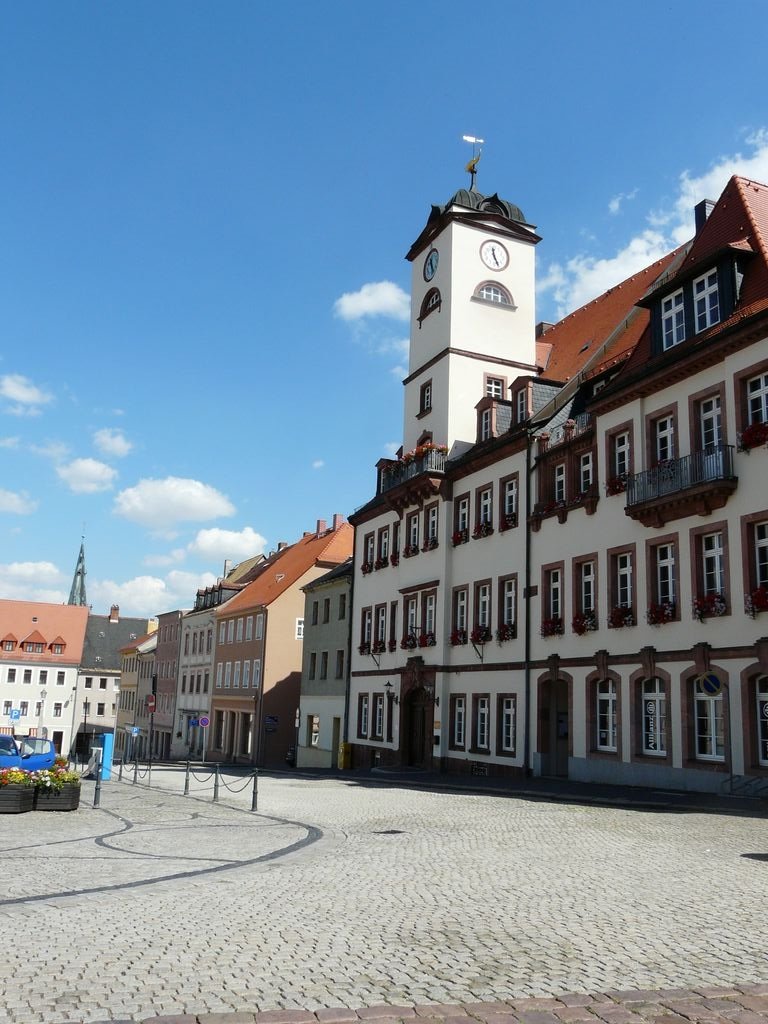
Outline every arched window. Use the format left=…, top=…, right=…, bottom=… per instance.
left=694, top=677, right=724, bottom=761
left=756, top=675, right=768, bottom=767
left=418, top=288, right=442, bottom=325
left=474, top=282, right=514, bottom=306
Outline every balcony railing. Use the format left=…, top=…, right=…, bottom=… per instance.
left=626, top=445, right=735, bottom=507
left=380, top=448, right=447, bottom=493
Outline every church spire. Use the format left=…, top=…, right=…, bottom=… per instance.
left=68, top=540, right=88, bottom=607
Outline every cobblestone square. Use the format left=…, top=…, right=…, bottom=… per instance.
left=0, top=772, right=766, bottom=1024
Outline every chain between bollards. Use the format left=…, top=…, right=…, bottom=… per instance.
left=184, top=760, right=191, bottom=796
left=213, top=764, right=220, bottom=802
left=251, top=769, right=258, bottom=811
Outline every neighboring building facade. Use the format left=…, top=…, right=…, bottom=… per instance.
left=74, top=605, right=152, bottom=759
left=0, top=600, right=89, bottom=753
left=297, top=558, right=352, bottom=769
left=132, top=631, right=158, bottom=760
left=209, top=516, right=353, bottom=768
left=348, top=174, right=768, bottom=795
left=152, top=609, right=183, bottom=759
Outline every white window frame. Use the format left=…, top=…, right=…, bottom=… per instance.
left=245, top=616, right=253, bottom=641
left=224, top=662, right=231, bottom=688
left=662, top=288, right=685, bottom=349
left=486, top=376, right=504, bottom=399
left=694, top=680, right=724, bottom=761
left=359, top=694, right=369, bottom=738
left=253, top=659, right=261, bottom=689
left=617, top=552, right=632, bottom=609
left=457, top=497, right=469, bottom=532
left=756, top=522, right=768, bottom=589
left=700, top=395, right=722, bottom=449
left=655, top=415, right=675, bottom=462
left=216, top=663, right=223, bottom=688
left=236, top=618, right=244, bottom=642
left=479, top=487, right=492, bottom=526
left=503, top=479, right=517, bottom=518
left=549, top=569, right=561, bottom=619
left=453, top=696, right=465, bottom=747
left=579, top=452, right=593, bottom=493
left=502, top=579, right=516, bottom=627
left=596, top=680, right=617, bottom=752
left=693, top=269, right=720, bottom=333
left=475, top=696, right=490, bottom=749
left=702, top=532, right=724, bottom=596
left=656, top=543, right=676, bottom=605
left=613, top=431, right=629, bottom=478
left=242, top=660, right=251, bottom=688
left=376, top=606, right=386, bottom=642
left=427, top=505, right=438, bottom=542
left=554, top=463, right=566, bottom=503
left=501, top=697, right=515, bottom=753
left=480, top=407, right=492, bottom=441
left=580, top=561, right=595, bottom=614
left=757, top=675, right=768, bottom=768
left=477, top=584, right=491, bottom=628
left=642, top=678, right=666, bottom=756
left=233, top=662, right=241, bottom=689
left=424, top=593, right=436, bottom=635
left=747, top=372, right=768, bottom=425
left=455, top=589, right=467, bottom=632
left=373, top=695, right=384, bottom=739
left=227, top=620, right=235, bottom=643
left=255, top=613, right=264, bottom=639
left=295, top=618, right=304, bottom=640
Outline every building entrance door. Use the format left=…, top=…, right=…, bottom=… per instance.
left=405, top=687, right=430, bottom=767
left=539, top=678, right=569, bottom=777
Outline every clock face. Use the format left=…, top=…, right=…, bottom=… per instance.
left=423, top=248, right=439, bottom=281
left=480, top=239, right=509, bottom=271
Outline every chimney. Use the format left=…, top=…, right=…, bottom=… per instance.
left=109, top=604, right=119, bottom=623
left=316, top=519, right=327, bottom=537
left=694, top=199, right=715, bottom=234
left=277, top=541, right=288, bottom=551
left=332, top=512, right=345, bottom=531
left=223, top=559, right=232, bottom=578
left=536, top=321, right=555, bottom=338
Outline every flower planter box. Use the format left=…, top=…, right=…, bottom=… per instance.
left=34, top=783, right=81, bottom=812
left=0, top=785, right=35, bottom=813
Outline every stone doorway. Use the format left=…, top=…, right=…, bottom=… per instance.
left=539, top=677, right=570, bottom=777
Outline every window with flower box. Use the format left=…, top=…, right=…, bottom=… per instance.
left=362, top=533, right=375, bottom=573
left=402, top=596, right=418, bottom=648
left=474, top=485, right=493, bottom=537
left=497, top=575, right=517, bottom=641
left=472, top=581, right=492, bottom=643
left=423, top=503, right=439, bottom=550
left=374, top=605, right=387, bottom=654
left=647, top=537, right=678, bottom=624
left=541, top=563, right=564, bottom=637
left=389, top=601, right=398, bottom=651
left=376, top=526, right=390, bottom=568
left=420, top=591, right=436, bottom=647
left=691, top=522, right=729, bottom=617
left=605, top=424, right=632, bottom=495
left=405, top=512, right=420, bottom=556
left=608, top=544, right=635, bottom=627
left=497, top=694, right=516, bottom=756
left=450, top=694, right=466, bottom=750
left=359, top=608, right=372, bottom=654
left=735, top=361, right=768, bottom=451
left=451, top=587, right=468, bottom=645
left=572, top=556, right=597, bottom=634
left=453, top=494, right=470, bottom=545
left=740, top=512, right=768, bottom=615
left=499, top=473, right=519, bottom=530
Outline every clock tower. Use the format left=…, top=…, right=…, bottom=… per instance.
left=402, top=187, right=540, bottom=453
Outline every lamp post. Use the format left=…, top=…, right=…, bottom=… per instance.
left=38, top=689, right=47, bottom=739
left=82, top=700, right=90, bottom=763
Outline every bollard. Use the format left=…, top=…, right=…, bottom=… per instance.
left=251, top=770, right=258, bottom=812
left=213, top=764, right=220, bottom=803
left=93, top=754, right=103, bottom=808
left=184, top=760, right=191, bottom=797
left=133, top=758, right=138, bottom=785
left=118, top=759, right=123, bottom=782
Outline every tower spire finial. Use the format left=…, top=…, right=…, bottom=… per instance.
left=462, top=135, right=484, bottom=190
left=68, top=539, right=88, bottom=607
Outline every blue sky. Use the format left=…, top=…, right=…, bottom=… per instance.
left=3, top=0, right=768, bottom=616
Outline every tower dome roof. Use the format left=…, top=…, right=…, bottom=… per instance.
left=443, top=188, right=527, bottom=224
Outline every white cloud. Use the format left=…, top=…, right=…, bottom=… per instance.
left=383, top=442, right=400, bottom=458
left=0, top=374, right=52, bottom=415
left=312, top=459, right=324, bottom=470
left=114, top=476, right=235, bottom=529
left=390, top=363, right=408, bottom=380
left=56, top=458, right=117, bottom=494
left=93, top=428, right=133, bottom=458
left=187, top=526, right=267, bottom=563
left=539, top=130, right=768, bottom=318
left=608, top=188, right=638, bottom=215
left=0, top=437, right=19, bottom=449
left=0, top=561, right=65, bottom=602
left=88, top=570, right=219, bottom=617
left=334, top=281, right=409, bottom=322
left=0, top=489, right=38, bottom=514
left=30, top=440, right=70, bottom=461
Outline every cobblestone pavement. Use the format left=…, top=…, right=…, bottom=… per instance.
left=0, top=769, right=766, bottom=1024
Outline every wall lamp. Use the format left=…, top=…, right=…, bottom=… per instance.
left=384, top=681, right=399, bottom=705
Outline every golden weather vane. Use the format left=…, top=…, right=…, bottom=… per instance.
left=462, top=135, right=484, bottom=189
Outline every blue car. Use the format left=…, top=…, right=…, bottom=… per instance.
left=0, top=735, right=56, bottom=772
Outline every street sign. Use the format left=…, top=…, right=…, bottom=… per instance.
left=698, top=672, right=722, bottom=697
left=199, top=716, right=210, bottom=728
left=9, top=708, right=20, bottom=721
left=146, top=694, right=156, bottom=713
left=189, top=718, right=199, bottom=727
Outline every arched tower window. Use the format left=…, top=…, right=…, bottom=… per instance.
left=418, top=288, right=442, bottom=326
left=474, top=281, right=514, bottom=307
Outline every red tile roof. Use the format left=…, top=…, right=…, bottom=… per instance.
left=537, top=250, right=682, bottom=383
left=218, top=522, right=353, bottom=615
left=0, top=601, right=89, bottom=663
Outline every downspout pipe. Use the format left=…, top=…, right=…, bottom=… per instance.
left=524, top=430, right=534, bottom=777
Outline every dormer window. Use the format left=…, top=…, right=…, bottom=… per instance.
left=480, top=407, right=492, bottom=441
left=693, top=269, right=720, bottom=332
left=662, top=289, right=685, bottom=349
left=475, top=282, right=513, bottom=306
left=418, top=287, right=441, bottom=325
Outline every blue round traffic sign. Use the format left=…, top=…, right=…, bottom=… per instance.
left=199, top=716, right=210, bottom=728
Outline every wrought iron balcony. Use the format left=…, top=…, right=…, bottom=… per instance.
left=380, top=447, right=447, bottom=493
left=625, top=445, right=737, bottom=527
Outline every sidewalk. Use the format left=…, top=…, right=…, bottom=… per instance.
left=98, top=983, right=768, bottom=1024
